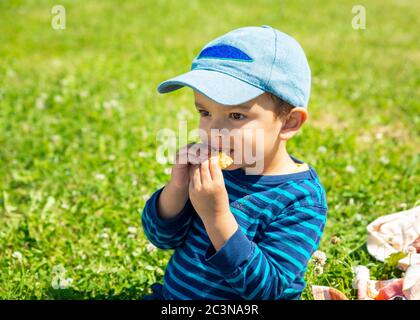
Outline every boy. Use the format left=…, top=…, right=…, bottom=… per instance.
left=141, top=25, right=328, bottom=300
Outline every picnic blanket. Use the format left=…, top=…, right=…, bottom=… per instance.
left=366, top=205, right=420, bottom=270
left=312, top=205, right=420, bottom=300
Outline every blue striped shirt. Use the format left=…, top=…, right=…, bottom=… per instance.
left=141, top=157, right=328, bottom=300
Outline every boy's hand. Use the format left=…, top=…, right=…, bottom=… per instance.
left=170, top=143, right=208, bottom=190
left=158, top=143, right=208, bottom=220
left=188, top=156, right=231, bottom=223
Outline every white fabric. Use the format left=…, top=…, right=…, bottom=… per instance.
left=367, top=205, right=420, bottom=270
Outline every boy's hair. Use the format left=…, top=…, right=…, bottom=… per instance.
left=268, top=92, right=295, bottom=119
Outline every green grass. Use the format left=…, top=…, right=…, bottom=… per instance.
left=0, top=0, right=419, bottom=299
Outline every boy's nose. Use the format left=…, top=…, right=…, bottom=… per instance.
left=202, top=125, right=236, bottom=150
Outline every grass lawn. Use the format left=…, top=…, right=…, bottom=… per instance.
left=0, top=0, right=419, bottom=299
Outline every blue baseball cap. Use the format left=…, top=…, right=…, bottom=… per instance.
left=157, top=25, right=311, bottom=108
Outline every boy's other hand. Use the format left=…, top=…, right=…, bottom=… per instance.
left=188, top=156, right=231, bottom=223
left=170, top=143, right=210, bottom=190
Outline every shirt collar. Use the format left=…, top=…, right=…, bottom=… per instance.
left=223, top=155, right=316, bottom=186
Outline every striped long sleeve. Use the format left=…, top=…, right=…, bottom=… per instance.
left=141, top=186, right=195, bottom=249
left=204, top=205, right=327, bottom=300
left=142, top=156, right=328, bottom=300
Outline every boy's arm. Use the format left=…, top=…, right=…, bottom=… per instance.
left=203, top=205, right=327, bottom=300
left=141, top=182, right=195, bottom=249
left=157, top=181, right=189, bottom=219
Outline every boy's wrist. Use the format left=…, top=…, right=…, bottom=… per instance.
left=202, top=211, right=239, bottom=251
left=156, top=180, right=189, bottom=220
left=167, top=179, right=189, bottom=196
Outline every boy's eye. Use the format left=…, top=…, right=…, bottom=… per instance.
left=229, top=113, right=246, bottom=120
left=197, top=110, right=246, bottom=120
left=198, top=110, right=210, bottom=117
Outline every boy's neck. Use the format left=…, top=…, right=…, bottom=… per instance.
left=243, top=140, right=298, bottom=175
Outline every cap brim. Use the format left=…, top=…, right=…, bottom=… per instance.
left=157, top=69, right=265, bottom=106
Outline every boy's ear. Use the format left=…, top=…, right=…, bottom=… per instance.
left=279, top=107, right=308, bottom=140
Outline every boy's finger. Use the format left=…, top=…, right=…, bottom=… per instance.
left=188, top=143, right=209, bottom=160
left=187, top=149, right=208, bottom=164
left=209, top=156, right=223, bottom=181
left=182, top=142, right=198, bottom=152
left=188, top=164, right=195, bottom=180
left=200, top=159, right=212, bottom=186
left=186, top=149, right=200, bottom=164
left=188, top=154, right=204, bottom=165
left=174, top=143, right=196, bottom=164
left=176, top=143, right=196, bottom=159
left=174, top=149, right=189, bottom=165
left=189, top=164, right=201, bottom=188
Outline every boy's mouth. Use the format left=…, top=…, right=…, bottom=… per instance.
left=208, top=145, right=235, bottom=158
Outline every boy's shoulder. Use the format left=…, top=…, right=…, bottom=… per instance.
left=278, top=166, right=327, bottom=211
left=270, top=164, right=327, bottom=211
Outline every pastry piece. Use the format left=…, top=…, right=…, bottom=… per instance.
left=218, top=151, right=233, bottom=169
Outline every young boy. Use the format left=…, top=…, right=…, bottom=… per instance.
left=141, top=25, right=328, bottom=300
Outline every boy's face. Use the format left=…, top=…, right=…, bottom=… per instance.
left=193, top=91, right=285, bottom=171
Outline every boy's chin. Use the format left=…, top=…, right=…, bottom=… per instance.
left=222, top=162, right=265, bottom=173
